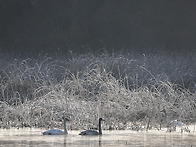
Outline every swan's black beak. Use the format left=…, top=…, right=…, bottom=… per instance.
left=160, top=109, right=166, bottom=114
left=62, top=116, right=70, bottom=121
left=99, top=118, right=104, bottom=121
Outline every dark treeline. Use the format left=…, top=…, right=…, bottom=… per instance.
left=0, top=0, right=196, bottom=54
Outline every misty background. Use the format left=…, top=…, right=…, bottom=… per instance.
left=0, top=0, right=196, bottom=54
left=0, top=0, right=196, bottom=131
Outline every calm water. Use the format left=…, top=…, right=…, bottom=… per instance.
left=0, top=128, right=196, bottom=147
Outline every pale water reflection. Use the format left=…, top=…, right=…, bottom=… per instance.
left=0, top=128, right=196, bottom=147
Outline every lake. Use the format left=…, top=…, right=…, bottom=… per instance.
left=0, top=128, right=196, bottom=147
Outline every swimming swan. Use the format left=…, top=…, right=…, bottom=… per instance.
left=160, top=109, right=190, bottom=132
left=79, top=118, right=104, bottom=135
left=42, top=115, right=69, bottom=135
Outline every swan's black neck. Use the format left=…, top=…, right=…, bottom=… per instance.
left=98, top=119, right=102, bottom=135
left=161, top=109, right=167, bottom=126
left=64, top=118, right=68, bottom=134
left=163, top=111, right=167, bottom=125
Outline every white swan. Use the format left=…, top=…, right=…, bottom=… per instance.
left=160, top=109, right=190, bottom=132
left=79, top=118, right=104, bottom=135
left=42, top=115, right=69, bottom=135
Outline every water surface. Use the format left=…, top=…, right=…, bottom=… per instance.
left=0, top=128, right=196, bottom=147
